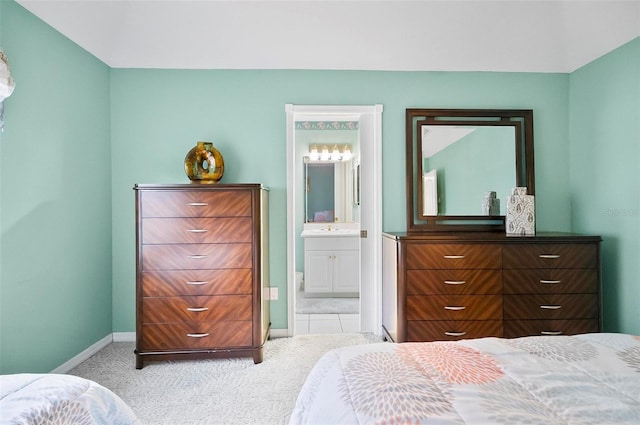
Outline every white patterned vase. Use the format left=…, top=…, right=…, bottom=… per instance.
left=506, top=187, right=535, bottom=236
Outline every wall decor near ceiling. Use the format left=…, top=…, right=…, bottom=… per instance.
left=295, top=121, right=359, bottom=131
left=0, top=49, right=16, bottom=131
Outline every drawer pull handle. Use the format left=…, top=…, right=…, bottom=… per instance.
left=186, top=333, right=209, bottom=338
left=444, top=306, right=466, bottom=311
left=444, top=280, right=466, bottom=285
left=540, top=305, right=562, bottom=310
left=445, top=331, right=467, bottom=337
left=541, top=331, right=563, bottom=335
left=540, top=279, right=562, bottom=284
left=186, top=307, right=209, bottom=312
left=187, top=255, right=208, bottom=259
left=186, top=281, right=209, bottom=285
left=443, top=255, right=465, bottom=259
left=539, top=254, right=561, bottom=259
left=187, top=229, right=208, bottom=233
left=187, top=202, right=208, bottom=206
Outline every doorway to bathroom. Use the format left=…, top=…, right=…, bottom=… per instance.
left=285, top=104, right=383, bottom=336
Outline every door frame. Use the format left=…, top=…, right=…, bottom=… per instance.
left=285, top=104, right=383, bottom=336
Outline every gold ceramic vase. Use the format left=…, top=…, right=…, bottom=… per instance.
left=184, top=141, right=225, bottom=183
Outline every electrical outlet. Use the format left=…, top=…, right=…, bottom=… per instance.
left=269, top=287, right=278, bottom=300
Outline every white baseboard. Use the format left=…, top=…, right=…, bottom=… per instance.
left=270, top=328, right=290, bottom=338
left=51, top=332, right=134, bottom=374
left=113, top=332, right=136, bottom=342
left=51, top=334, right=113, bottom=374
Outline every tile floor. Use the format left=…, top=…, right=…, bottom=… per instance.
left=295, top=313, right=360, bottom=334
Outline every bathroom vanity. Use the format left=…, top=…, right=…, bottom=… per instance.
left=301, top=224, right=360, bottom=297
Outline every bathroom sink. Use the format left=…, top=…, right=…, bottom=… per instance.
left=301, top=228, right=360, bottom=237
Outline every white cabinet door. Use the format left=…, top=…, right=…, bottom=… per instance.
left=304, top=250, right=333, bottom=293
left=333, top=250, right=360, bottom=293
left=303, top=237, right=360, bottom=295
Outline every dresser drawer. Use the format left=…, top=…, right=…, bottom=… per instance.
left=503, top=269, right=598, bottom=294
left=503, top=244, right=597, bottom=269
left=503, top=294, right=598, bottom=320
left=406, top=244, right=501, bottom=269
left=141, top=321, right=252, bottom=350
left=407, top=320, right=503, bottom=342
left=504, top=319, right=599, bottom=338
left=142, top=295, right=252, bottom=324
left=407, top=295, right=502, bottom=320
left=407, top=270, right=501, bottom=295
left=142, top=217, right=252, bottom=244
left=142, top=244, right=252, bottom=270
left=140, top=190, right=252, bottom=218
left=141, top=270, right=252, bottom=297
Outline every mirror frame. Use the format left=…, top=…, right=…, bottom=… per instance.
left=406, top=108, right=535, bottom=232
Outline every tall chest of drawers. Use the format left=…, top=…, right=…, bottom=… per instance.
left=382, top=232, right=601, bottom=343
left=134, top=184, right=269, bottom=369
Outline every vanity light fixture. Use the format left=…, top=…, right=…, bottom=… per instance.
left=307, top=144, right=353, bottom=162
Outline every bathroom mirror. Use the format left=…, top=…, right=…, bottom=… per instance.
left=304, top=158, right=354, bottom=223
left=406, top=108, right=534, bottom=232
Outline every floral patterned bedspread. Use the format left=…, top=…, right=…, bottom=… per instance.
left=0, top=373, right=140, bottom=424
left=290, top=333, right=640, bottom=424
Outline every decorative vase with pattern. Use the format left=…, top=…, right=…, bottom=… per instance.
left=184, top=141, right=224, bottom=183
left=506, top=187, right=535, bottom=236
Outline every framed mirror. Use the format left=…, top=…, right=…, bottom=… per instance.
left=406, top=108, right=534, bottom=232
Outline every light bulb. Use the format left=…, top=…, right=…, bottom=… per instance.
left=331, top=145, right=341, bottom=161
left=342, top=145, right=352, bottom=161
left=320, top=146, right=330, bottom=161
left=309, top=144, right=319, bottom=160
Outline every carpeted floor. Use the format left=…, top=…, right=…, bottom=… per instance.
left=69, top=333, right=381, bottom=425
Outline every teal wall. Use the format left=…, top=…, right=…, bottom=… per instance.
left=110, top=69, right=572, bottom=332
left=569, top=38, right=640, bottom=335
left=2, top=0, right=637, bottom=372
left=1, top=1, right=112, bottom=373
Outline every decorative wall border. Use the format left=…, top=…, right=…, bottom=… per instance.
left=295, top=121, right=359, bottom=130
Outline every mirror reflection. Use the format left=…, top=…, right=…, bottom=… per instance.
left=304, top=160, right=355, bottom=223
left=421, top=125, right=516, bottom=216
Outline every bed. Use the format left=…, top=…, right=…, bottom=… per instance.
left=0, top=373, right=140, bottom=424
left=290, top=333, right=640, bottom=424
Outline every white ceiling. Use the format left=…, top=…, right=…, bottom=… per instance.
left=15, top=0, right=640, bottom=72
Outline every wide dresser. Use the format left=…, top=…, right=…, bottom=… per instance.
left=134, top=184, right=269, bottom=369
left=382, top=232, right=601, bottom=343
